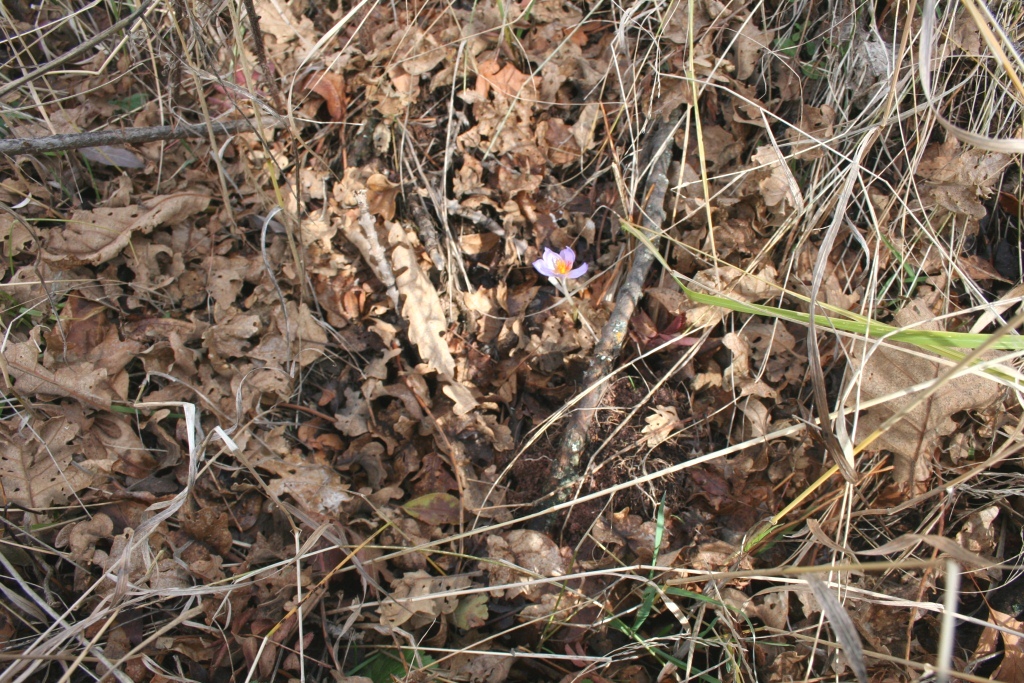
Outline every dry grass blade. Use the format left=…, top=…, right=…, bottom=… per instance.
left=805, top=577, right=869, bottom=683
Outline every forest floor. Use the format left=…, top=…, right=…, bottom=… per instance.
left=2, top=0, right=1024, bottom=681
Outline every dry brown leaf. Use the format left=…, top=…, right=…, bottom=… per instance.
left=56, top=513, right=114, bottom=565
left=258, top=449, right=352, bottom=516
left=392, top=26, right=448, bottom=76
left=389, top=224, right=479, bottom=413
left=538, top=117, right=582, bottom=165
left=975, top=608, right=1024, bottom=683
left=253, top=0, right=317, bottom=63
left=917, top=137, right=1010, bottom=188
left=0, top=416, right=93, bottom=509
left=366, top=173, right=400, bottom=221
left=333, top=387, right=370, bottom=437
left=917, top=138, right=1011, bottom=220
left=750, top=145, right=802, bottom=210
left=683, top=265, right=779, bottom=330
left=444, top=650, right=512, bottom=683
left=5, top=329, right=115, bottom=409
left=484, top=530, right=566, bottom=600
left=475, top=60, right=540, bottom=101
left=180, top=506, right=233, bottom=556
left=379, top=571, right=473, bottom=627
left=94, top=530, right=189, bottom=595
left=955, top=505, right=999, bottom=557
left=785, top=105, right=836, bottom=160
left=43, top=193, right=209, bottom=267
left=849, top=298, right=1002, bottom=486
left=389, top=224, right=455, bottom=377
left=304, top=71, right=346, bottom=121
left=460, top=232, right=500, bottom=255
left=642, top=405, right=683, bottom=448
left=46, top=294, right=143, bottom=379
left=0, top=214, right=33, bottom=257
left=733, top=19, right=774, bottom=80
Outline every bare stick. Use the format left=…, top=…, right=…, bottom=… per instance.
left=0, top=119, right=275, bottom=156
left=240, top=0, right=283, bottom=109
left=550, top=117, right=676, bottom=511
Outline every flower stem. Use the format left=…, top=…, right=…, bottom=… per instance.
left=553, top=278, right=598, bottom=341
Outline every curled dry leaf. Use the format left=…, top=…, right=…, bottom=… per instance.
left=304, top=71, right=346, bottom=121
left=56, top=512, right=114, bottom=565
left=366, top=173, right=400, bottom=221
left=42, top=192, right=210, bottom=268
left=389, top=223, right=479, bottom=413
left=974, top=608, right=1024, bottom=683
left=642, top=405, right=683, bottom=448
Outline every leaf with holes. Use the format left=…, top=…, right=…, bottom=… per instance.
left=0, top=417, right=93, bottom=509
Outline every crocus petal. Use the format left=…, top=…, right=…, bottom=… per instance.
left=566, top=263, right=588, bottom=279
left=542, top=248, right=560, bottom=270
left=558, top=246, right=576, bottom=266
left=533, top=258, right=555, bottom=277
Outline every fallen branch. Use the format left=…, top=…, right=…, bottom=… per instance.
left=0, top=119, right=276, bottom=156
left=549, top=116, right=677, bottom=515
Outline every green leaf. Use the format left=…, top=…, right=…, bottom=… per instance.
left=632, top=584, right=659, bottom=632
left=353, top=648, right=436, bottom=683
left=452, top=594, right=489, bottom=630
left=109, top=93, right=148, bottom=113
left=402, top=492, right=461, bottom=525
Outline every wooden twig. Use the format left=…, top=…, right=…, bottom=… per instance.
left=407, top=190, right=446, bottom=271
left=240, top=0, right=283, bottom=110
left=549, top=117, right=677, bottom=513
left=0, top=119, right=276, bottom=156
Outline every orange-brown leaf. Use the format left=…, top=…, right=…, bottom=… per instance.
left=305, top=71, right=346, bottom=121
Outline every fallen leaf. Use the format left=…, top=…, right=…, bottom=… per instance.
left=849, top=297, right=1002, bottom=487
left=78, top=146, right=145, bottom=169
left=403, top=492, right=462, bottom=525
left=379, top=571, right=473, bottom=627
left=750, top=145, right=802, bottom=211
left=974, top=608, right=1024, bottom=683
left=258, top=449, right=352, bottom=516
left=304, top=71, right=346, bottom=121
left=5, top=329, right=115, bottom=409
left=42, top=193, right=209, bottom=267
left=642, top=405, right=683, bottom=448
left=389, top=223, right=479, bottom=413
left=451, top=594, right=489, bottom=630
left=0, top=416, right=93, bottom=509
left=733, top=19, right=774, bottom=81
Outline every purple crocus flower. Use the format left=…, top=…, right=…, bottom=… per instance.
left=532, top=247, right=588, bottom=280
